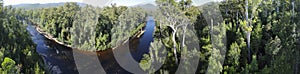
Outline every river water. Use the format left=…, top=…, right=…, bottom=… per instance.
left=26, top=17, right=156, bottom=74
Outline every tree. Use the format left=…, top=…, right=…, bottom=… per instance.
left=178, top=0, right=192, bottom=10
left=71, top=5, right=98, bottom=51
left=0, top=0, right=3, bottom=46
left=207, top=22, right=227, bottom=74
left=139, top=54, right=151, bottom=71
left=156, top=0, right=191, bottom=63
left=265, top=36, right=281, bottom=56
left=207, top=48, right=223, bottom=74
left=111, top=7, right=147, bottom=47
left=0, top=5, right=45, bottom=73
left=244, top=0, right=262, bottom=61
left=227, top=42, right=241, bottom=68
left=193, top=11, right=212, bottom=73
left=250, top=20, right=262, bottom=55
left=34, top=63, right=44, bottom=74
left=262, top=0, right=300, bottom=73
left=1, top=57, right=17, bottom=73
left=241, top=55, right=259, bottom=73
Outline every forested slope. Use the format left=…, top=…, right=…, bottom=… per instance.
left=139, top=0, right=300, bottom=74
left=1, top=0, right=300, bottom=73
left=24, top=3, right=148, bottom=51
left=0, top=1, right=45, bottom=73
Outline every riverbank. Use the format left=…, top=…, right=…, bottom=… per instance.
left=28, top=20, right=147, bottom=52
left=25, top=17, right=156, bottom=73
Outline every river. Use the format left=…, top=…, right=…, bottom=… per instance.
left=26, top=17, right=156, bottom=74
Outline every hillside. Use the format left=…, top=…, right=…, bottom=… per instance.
left=12, top=2, right=86, bottom=9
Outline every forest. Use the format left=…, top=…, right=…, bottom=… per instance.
left=23, top=3, right=148, bottom=51
left=0, top=0, right=300, bottom=74
left=0, top=0, right=45, bottom=73
left=144, top=0, right=300, bottom=74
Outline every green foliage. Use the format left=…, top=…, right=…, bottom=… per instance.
left=265, top=36, right=281, bottom=56
left=34, top=62, right=44, bottom=74
left=251, top=22, right=262, bottom=54
left=0, top=5, right=45, bottom=73
left=95, top=5, right=128, bottom=50
left=1, top=57, right=17, bottom=73
left=240, top=20, right=253, bottom=32
left=241, top=55, right=259, bottom=73
left=111, top=7, right=147, bottom=47
left=139, top=54, right=151, bottom=71
left=27, top=2, right=80, bottom=45
left=207, top=48, right=223, bottom=74
left=71, top=5, right=98, bottom=50
left=139, top=39, right=167, bottom=73
left=155, top=0, right=299, bottom=73
left=207, top=22, right=227, bottom=74
left=2, top=0, right=298, bottom=73
left=227, top=42, right=241, bottom=67
left=130, top=23, right=146, bottom=37
left=26, top=3, right=148, bottom=51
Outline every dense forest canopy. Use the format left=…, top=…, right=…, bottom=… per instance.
left=141, top=0, right=300, bottom=74
left=24, top=3, right=149, bottom=51
left=0, top=0, right=45, bottom=73
left=0, top=0, right=300, bottom=74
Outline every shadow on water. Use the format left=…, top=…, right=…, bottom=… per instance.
left=26, top=17, right=156, bottom=74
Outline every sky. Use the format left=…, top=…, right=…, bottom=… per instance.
left=3, top=0, right=223, bottom=6
left=3, top=0, right=82, bottom=6
left=110, top=0, right=155, bottom=6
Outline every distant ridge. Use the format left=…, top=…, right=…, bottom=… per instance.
left=11, top=2, right=87, bottom=9
left=132, top=3, right=158, bottom=12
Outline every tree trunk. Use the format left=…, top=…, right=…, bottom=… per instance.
left=182, top=25, right=187, bottom=48
left=245, top=0, right=251, bottom=62
left=172, top=30, right=178, bottom=63
left=247, top=32, right=251, bottom=62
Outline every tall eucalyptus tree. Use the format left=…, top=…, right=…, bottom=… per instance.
left=244, top=0, right=262, bottom=61
left=156, top=0, right=191, bottom=63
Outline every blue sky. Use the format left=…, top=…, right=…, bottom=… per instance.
left=3, top=0, right=222, bottom=6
